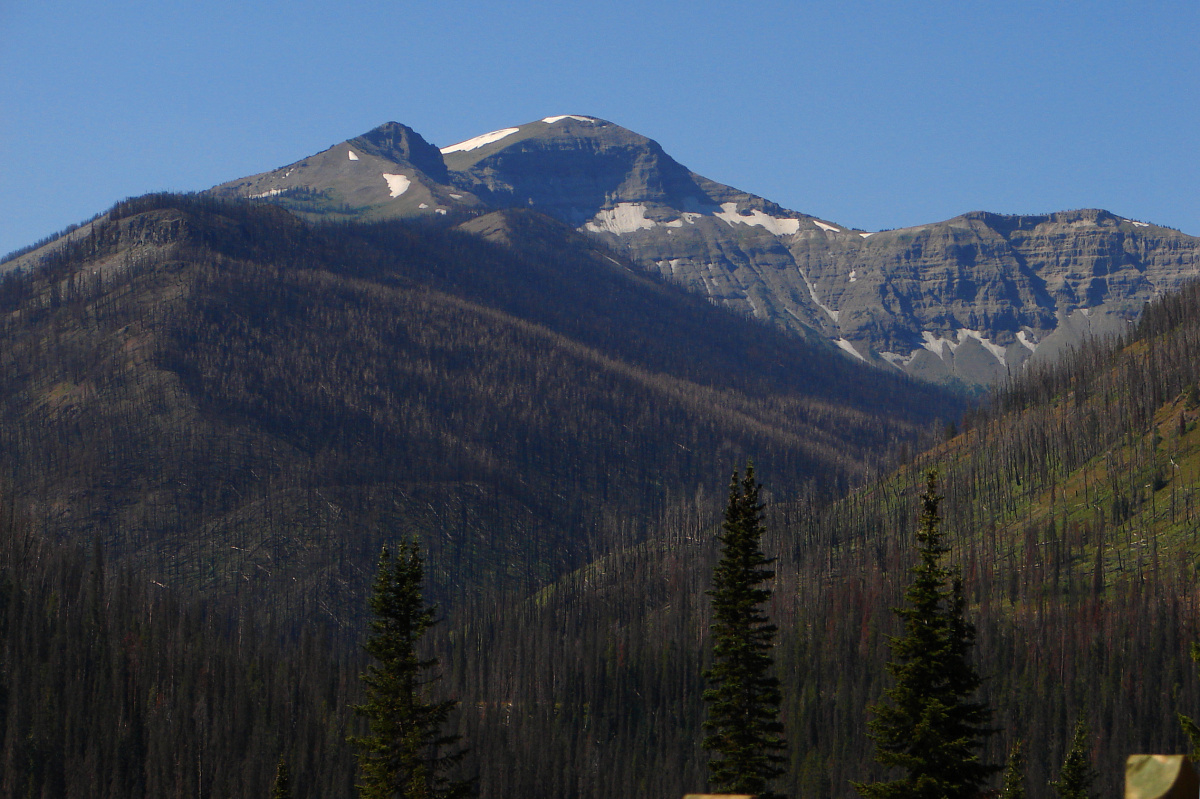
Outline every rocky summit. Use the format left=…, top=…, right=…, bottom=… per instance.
left=210, top=116, right=1200, bottom=389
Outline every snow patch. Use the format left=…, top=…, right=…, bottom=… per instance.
left=418, top=203, right=429, bottom=209
left=250, top=188, right=284, bottom=198
left=921, top=328, right=1007, bottom=365
left=1129, top=220, right=1150, bottom=227
left=714, top=203, right=801, bottom=236
left=921, top=331, right=955, bottom=359
left=440, top=127, right=521, bottom=154
left=813, top=220, right=840, bottom=233
left=436, top=208, right=447, bottom=215
left=382, top=174, right=411, bottom=198
left=958, top=328, right=1007, bottom=365
left=1080, top=307, right=1092, bottom=317
left=1017, top=330, right=1038, bottom=352
left=849, top=270, right=858, bottom=283
left=542, top=115, right=594, bottom=124
left=859, top=232, right=875, bottom=238
left=584, top=203, right=657, bottom=234
left=449, top=193, right=463, bottom=199
left=880, top=351, right=916, bottom=369
left=799, top=267, right=838, bottom=323
left=663, top=212, right=704, bottom=228
left=835, top=338, right=865, bottom=362
left=348, top=150, right=360, bottom=161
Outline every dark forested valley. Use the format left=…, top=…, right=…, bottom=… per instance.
left=2, top=194, right=1199, bottom=798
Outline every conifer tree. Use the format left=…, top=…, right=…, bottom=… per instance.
left=702, top=464, right=786, bottom=798
left=855, top=470, right=997, bottom=799
left=1178, top=643, right=1200, bottom=756
left=1001, top=740, right=1026, bottom=799
left=350, top=542, right=472, bottom=799
left=271, top=759, right=293, bottom=799
left=1050, top=719, right=1096, bottom=799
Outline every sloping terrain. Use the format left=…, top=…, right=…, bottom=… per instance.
left=437, top=279, right=1200, bottom=799
left=0, top=193, right=956, bottom=617
left=205, top=116, right=1200, bottom=388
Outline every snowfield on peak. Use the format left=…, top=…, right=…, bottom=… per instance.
left=713, top=203, right=801, bottom=236
left=585, top=203, right=658, bottom=234
left=440, top=127, right=521, bottom=154
left=542, top=115, right=596, bottom=124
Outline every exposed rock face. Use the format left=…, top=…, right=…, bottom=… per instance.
left=349, top=121, right=450, bottom=184
left=210, top=121, right=481, bottom=219
left=207, top=117, right=1200, bottom=388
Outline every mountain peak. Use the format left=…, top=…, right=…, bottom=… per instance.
left=349, top=121, right=448, bottom=183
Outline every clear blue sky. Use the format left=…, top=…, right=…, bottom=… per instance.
left=2, top=0, right=1197, bottom=257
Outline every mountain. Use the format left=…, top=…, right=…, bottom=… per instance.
left=212, top=117, right=1200, bottom=388
left=0, top=192, right=958, bottom=614
left=439, top=276, right=1200, bottom=799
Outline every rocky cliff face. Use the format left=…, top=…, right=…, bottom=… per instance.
left=205, top=117, right=1200, bottom=388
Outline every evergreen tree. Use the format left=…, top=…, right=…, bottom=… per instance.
left=350, top=542, right=471, bottom=799
left=1178, top=643, right=1200, bottom=756
left=702, top=464, right=786, bottom=798
left=1001, top=740, right=1026, bottom=799
left=271, top=759, right=293, bottom=799
left=855, top=470, right=998, bottom=799
left=1050, top=719, right=1096, bottom=799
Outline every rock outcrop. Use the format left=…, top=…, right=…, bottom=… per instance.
left=206, top=117, right=1200, bottom=388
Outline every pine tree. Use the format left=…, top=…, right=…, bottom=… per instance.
left=271, top=758, right=293, bottom=799
left=1178, top=643, right=1200, bottom=756
left=702, top=464, right=786, bottom=798
left=350, top=542, right=472, bottom=799
left=855, top=470, right=998, bottom=799
left=1050, top=719, right=1096, bottom=799
left=1001, top=740, right=1026, bottom=799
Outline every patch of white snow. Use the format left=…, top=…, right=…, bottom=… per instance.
left=440, top=127, right=521, bottom=154
left=1080, top=307, right=1092, bottom=318
left=1017, top=330, right=1038, bottom=352
left=584, top=203, right=657, bottom=235
left=835, top=338, right=866, bottom=362
left=663, top=212, right=704, bottom=227
left=1130, top=220, right=1150, bottom=228
left=859, top=232, right=875, bottom=238
left=436, top=208, right=447, bottom=215
left=541, top=115, right=594, bottom=124
left=418, top=203, right=429, bottom=209
left=250, top=188, right=284, bottom=198
left=798, top=267, right=839, bottom=323
left=849, top=270, right=858, bottom=283
left=957, top=328, right=1007, bottom=365
left=348, top=150, right=360, bottom=161
left=921, top=332, right=954, bottom=359
left=382, top=174, right=411, bottom=198
left=449, top=193, right=463, bottom=199
left=713, top=203, right=801, bottom=236
left=921, top=329, right=1007, bottom=365
left=880, top=351, right=916, bottom=369
left=813, top=220, right=841, bottom=233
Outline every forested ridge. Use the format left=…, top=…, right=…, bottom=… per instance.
left=0, top=194, right=955, bottom=613
left=4, top=193, right=1200, bottom=798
